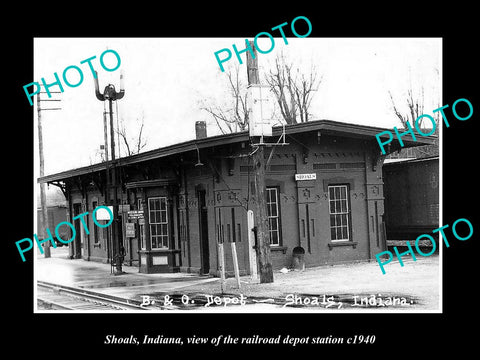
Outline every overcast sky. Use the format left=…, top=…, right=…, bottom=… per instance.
left=33, top=37, right=441, bottom=177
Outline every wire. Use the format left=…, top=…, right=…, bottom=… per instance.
left=266, top=132, right=284, bottom=166
left=287, top=133, right=315, bottom=153
left=115, top=100, right=120, bottom=159
left=249, top=145, right=259, bottom=157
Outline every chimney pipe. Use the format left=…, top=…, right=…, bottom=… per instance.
left=195, top=121, right=207, bottom=139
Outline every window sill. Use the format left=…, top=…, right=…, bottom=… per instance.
left=138, top=249, right=181, bottom=253
left=270, top=246, right=288, bottom=254
left=328, top=241, right=358, bottom=250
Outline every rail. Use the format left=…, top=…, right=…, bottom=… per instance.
left=37, top=280, right=150, bottom=311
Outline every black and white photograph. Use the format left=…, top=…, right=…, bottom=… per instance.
left=31, top=36, right=442, bottom=314
left=7, top=6, right=478, bottom=356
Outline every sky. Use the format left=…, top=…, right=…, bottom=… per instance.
left=33, top=37, right=441, bottom=177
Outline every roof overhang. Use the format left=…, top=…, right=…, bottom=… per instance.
left=125, top=178, right=179, bottom=189
left=38, top=119, right=436, bottom=184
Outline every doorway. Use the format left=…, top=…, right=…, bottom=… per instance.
left=72, top=203, right=83, bottom=259
left=197, top=189, right=210, bottom=274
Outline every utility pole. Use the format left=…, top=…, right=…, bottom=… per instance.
left=95, top=71, right=125, bottom=275
left=246, top=41, right=274, bottom=283
left=37, top=91, right=61, bottom=258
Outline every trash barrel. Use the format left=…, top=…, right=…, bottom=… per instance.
left=292, top=246, right=305, bottom=271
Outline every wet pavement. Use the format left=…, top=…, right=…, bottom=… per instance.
left=35, top=248, right=219, bottom=301
left=35, top=247, right=440, bottom=312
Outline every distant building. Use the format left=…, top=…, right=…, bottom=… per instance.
left=387, top=138, right=438, bottom=160
left=38, top=119, right=434, bottom=274
left=36, top=186, right=68, bottom=242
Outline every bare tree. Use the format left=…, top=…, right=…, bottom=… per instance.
left=389, top=65, right=441, bottom=131
left=388, top=85, right=440, bottom=158
left=200, top=64, right=249, bottom=134
left=265, top=53, right=321, bottom=125
left=264, top=55, right=297, bottom=124
left=293, top=63, right=321, bottom=123
left=201, top=53, right=321, bottom=133
left=116, top=113, right=148, bottom=157
left=389, top=87, right=425, bottom=130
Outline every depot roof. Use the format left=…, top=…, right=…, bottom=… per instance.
left=38, top=119, right=436, bottom=184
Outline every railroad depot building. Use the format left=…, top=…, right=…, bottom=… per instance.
left=38, top=120, right=434, bottom=275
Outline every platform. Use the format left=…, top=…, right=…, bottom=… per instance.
left=35, top=247, right=219, bottom=301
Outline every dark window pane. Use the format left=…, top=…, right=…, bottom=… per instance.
left=336, top=214, right=342, bottom=226
left=329, top=187, right=334, bottom=199
left=331, top=227, right=336, bottom=240
left=271, top=204, right=277, bottom=217
left=271, top=231, right=278, bottom=245
left=335, top=187, right=340, bottom=199
left=336, top=200, right=341, bottom=213
left=271, top=219, right=278, bottom=231
left=336, top=227, right=342, bottom=240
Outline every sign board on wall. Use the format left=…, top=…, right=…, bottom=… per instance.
left=95, top=206, right=113, bottom=220
left=118, top=204, right=131, bottom=213
left=125, top=223, right=135, bottom=237
left=127, top=210, right=144, bottom=220
left=295, top=173, right=317, bottom=181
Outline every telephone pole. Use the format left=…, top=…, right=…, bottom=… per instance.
left=37, top=91, right=62, bottom=258
left=246, top=41, right=274, bottom=283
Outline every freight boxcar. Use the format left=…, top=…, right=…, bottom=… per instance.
left=382, top=157, right=439, bottom=245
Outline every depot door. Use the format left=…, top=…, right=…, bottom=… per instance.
left=72, top=203, right=82, bottom=259
left=197, top=190, right=210, bottom=274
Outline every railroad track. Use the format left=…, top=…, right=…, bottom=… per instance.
left=37, top=280, right=150, bottom=311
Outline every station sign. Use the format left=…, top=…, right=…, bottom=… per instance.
left=127, top=210, right=144, bottom=220
left=295, top=173, right=317, bottom=181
